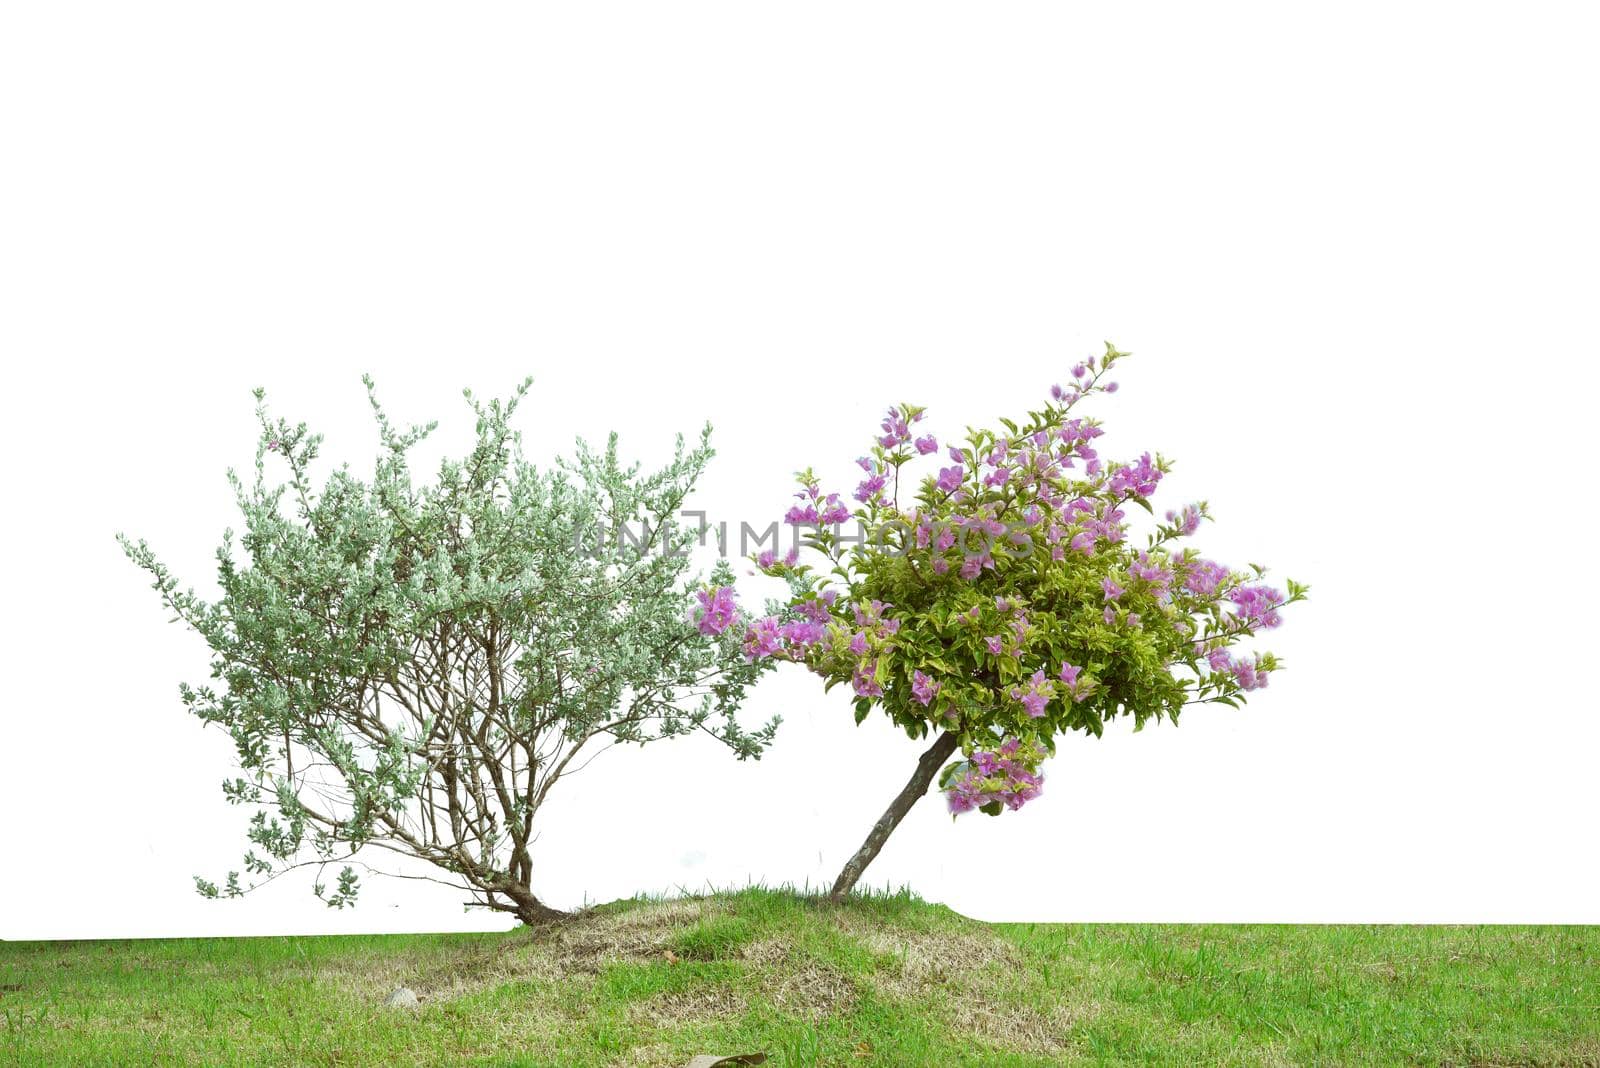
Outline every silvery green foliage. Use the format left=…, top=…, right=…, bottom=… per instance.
left=120, top=378, right=778, bottom=924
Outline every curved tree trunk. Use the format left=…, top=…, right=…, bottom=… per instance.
left=498, top=880, right=569, bottom=926
left=828, top=731, right=960, bottom=903
left=513, top=897, right=568, bottom=926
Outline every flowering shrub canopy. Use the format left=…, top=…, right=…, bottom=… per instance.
left=710, top=344, right=1306, bottom=817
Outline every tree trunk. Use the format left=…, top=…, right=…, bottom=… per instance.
left=828, top=730, right=960, bottom=903
left=513, top=897, right=568, bottom=926
left=498, top=879, right=569, bottom=926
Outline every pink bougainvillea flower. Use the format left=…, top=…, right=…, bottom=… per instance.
left=692, top=585, right=739, bottom=636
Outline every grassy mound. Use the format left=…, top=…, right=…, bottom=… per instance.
left=2, top=888, right=1597, bottom=1065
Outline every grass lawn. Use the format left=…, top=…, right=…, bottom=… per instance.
left=2, top=889, right=1596, bottom=1066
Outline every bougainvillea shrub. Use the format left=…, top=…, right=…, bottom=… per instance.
left=697, top=344, right=1306, bottom=898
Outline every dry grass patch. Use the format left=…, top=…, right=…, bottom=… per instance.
left=629, top=984, right=748, bottom=1028
left=311, top=937, right=561, bottom=1005
left=765, top=958, right=858, bottom=1021
left=737, top=936, right=858, bottom=1020
left=618, top=1042, right=680, bottom=1067
left=315, top=898, right=729, bottom=1007
left=948, top=993, right=1081, bottom=1056
left=848, top=920, right=1099, bottom=1055
left=858, top=927, right=1021, bottom=993
left=553, top=898, right=726, bottom=973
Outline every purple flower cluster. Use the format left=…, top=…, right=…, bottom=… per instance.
left=1109, top=452, right=1162, bottom=498
left=1057, top=660, right=1093, bottom=702
left=1103, top=605, right=1141, bottom=627
left=1229, top=584, right=1286, bottom=629
left=755, top=546, right=800, bottom=571
left=852, top=599, right=899, bottom=634
left=852, top=659, right=883, bottom=697
left=913, top=514, right=958, bottom=554
left=739, top=593, right=834, bottom=663
left=1166, top=503, right=1203, bottom=536
left=786, top=475, right=850, bottom=527
left=1205, top=646, right=1272, bottom=690
left=779, top=618, right=827, bottom=647
left=742, top=614, right=830, bottom=663
left=1010, top=669, right=1053, bottom=718
left=741, top=615, right=784, bottom=660
left=854, top=456, right=889, bottom=504
left=845, top=599, right=901, bottom=695
left=1129, top=551, right=1173, bottom=590
left=1064, top=503, right=1128, bottom=557
left=946, top=737, right=1047, bottom=815
left=877, top=405, right=924, bottom=449
left=693, top=585, right=739, bottom=636
left=1184, top=558, right=1231, bottom=596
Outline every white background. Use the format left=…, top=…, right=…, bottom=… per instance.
left=3, top=3, right=1597, bottom=940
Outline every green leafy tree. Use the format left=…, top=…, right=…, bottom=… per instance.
left=735, top=345, right=1306, bottom=900
left=120, top=379, right=777, bottom=925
